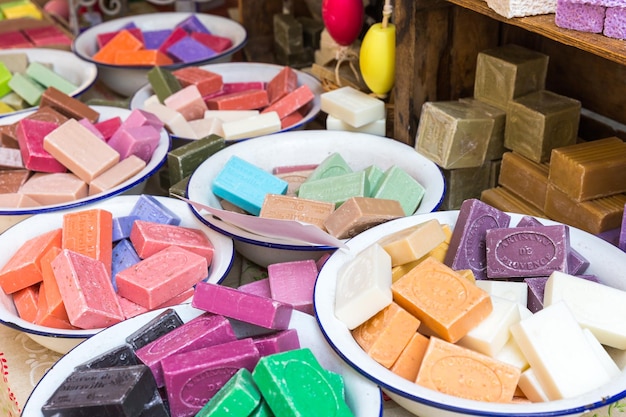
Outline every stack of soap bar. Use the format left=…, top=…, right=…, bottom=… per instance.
left=320, top=86, right=386, bottom=129
left=496, top=151, right=549, bottom=211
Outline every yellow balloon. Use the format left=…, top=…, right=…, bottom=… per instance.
left=359, top=22, right=396, bottom=96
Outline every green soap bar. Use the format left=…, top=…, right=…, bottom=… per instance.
left=273, top=13, right=304, bottom=54
left=364, top=164, right=384, bottom=195
left=297, top=170, right=369, bottom=208
left=0, top=53, right=28, bottom=74
left=25, top=62, right=77, bottom=94
left=373, top=165, right=425, bottom=215
left=252, top=347, right=353, bottom=417
left=459, top=97, right=507, bottom=161
left=167, top=134, right=225, bottom=184
left=440, top=164, right=491, bottom=211
left=1, top=91, right=26, bottom=109
left=306, top=152, right=352, bottom=182
left=168, top=175, right=190, bottom=199
left=85, top=97, right=130, bottom=108
left=147, top=66, right=182, bottom=103
left=0, top=62, right=11, bottom=97
left=8, top=73, right=44, bottom=106
left=250, top=400, right=275, bottom=417
left=196, top=368, right=261, bottom=417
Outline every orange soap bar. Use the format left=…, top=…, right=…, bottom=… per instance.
left=416, top=337, right=520, bottom=402
left=391, top=256, right=492, bottom=343
left=390, top=331, right=430, bottom=382
left=62, top=209, right=113, bottom=276
left=352, top=302, right=421, bottom=368
left=114, top=49, right=173, bottom=66
left=0, top=228, right=62, bottom=294
left=35, top=246, right=70, bottom=326
left=92, top=30, right=144, bottom=64
left=12, top=284, right=39, bottom=323
left=34, top=281, right=75, bottom=329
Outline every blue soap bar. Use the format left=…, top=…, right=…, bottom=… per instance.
left=212, top=156, right=289, bottom=216
left=112, top=215, right=139, bottom=241
left=176, top=14, right=211, bottom=34
left=129, top=194, right=181, bottom=225
left=125, top=307, right=184, bottom=351
left=111, top=239, right=141, bottom=291
left=167, top=36, right=217, bottom=63
left=143, top=29, right=172, bottom=50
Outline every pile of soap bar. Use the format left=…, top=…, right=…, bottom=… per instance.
left=320, top=85, right=387, bottom=137
left=0, top=87, right=164, bottom=208
left=556, top=0, right=626, bottom=39
left=143, top=64, right=315, bottom=140
left=336, top=198, right=626, bottom=404
left=92, top=14, right=233, bottom=66
left=0, top=194, right=217, bottom=330
left=212, top=151, right=426, bottom=239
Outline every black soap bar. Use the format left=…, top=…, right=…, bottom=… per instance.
left=75, top=344, right=140, bottom=371
left=125, top=308, right=184, bottom=351
left=140, top=390, right=170, bottom=417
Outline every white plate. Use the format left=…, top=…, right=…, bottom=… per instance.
left=22, top=304, right=383, bottom=417
left=130, top=62, right=324, bottom=143
left=0, top=48, right=98, bottom=118
left=0, top=195, right=235, bottom=354
left=314, top=210, right=626, bottom=417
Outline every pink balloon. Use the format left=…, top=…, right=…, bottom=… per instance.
left=322, top=0, right=364, bottom=46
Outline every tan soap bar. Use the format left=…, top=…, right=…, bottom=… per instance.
left=0, top=193, right=40, bottom=208
left=259, top=193, right=335, bottom=230
left=378, top=219, right=447, bottom=267
left=544, top=183, right=626, bottom=234
left=88, top=155, right=146, bottom=195
left=20, top=172, right=88, bottom=205
left=0, top=169, right=30, bottom=193
left=480, top=186, right=546, bottom=217
left=324, top=196, right=404, bottom=239
left=548, top=137, right=626, bottom=202
left=392, top=256, right=493, bottom=343
left=498, top=151, right=549, bottom=211
left=389, top=331, right=430, bottom=382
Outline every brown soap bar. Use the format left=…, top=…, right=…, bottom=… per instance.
left=259, top=193, right=335, bottom=230
left=504, top=90, right=581, bottom=163
left=40, top=86, right=100, bottom=123
left=0, top=169, right=30, bottom=193
left=474, top=44, right=549, bottom=110
left=415, top=101, right=495, bottom=169
left=459, top=98, right=507, bottom=161
left=498, top=151, right=549, bottom=211
left=440, top=164, right=491, bottom=211
left=548, top=137, right=626, bottom=202
left=323, top=196, right=404, bottom=239
left=480, top=186, right=546, bottom=217
left=543, top=183, right=626, bottom=234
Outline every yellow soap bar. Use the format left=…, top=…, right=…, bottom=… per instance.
left=378, top=219, right=447, bottom=267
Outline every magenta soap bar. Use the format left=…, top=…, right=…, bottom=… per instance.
left=238, top=278, right=272, bottom=298
left=116, top=245, right=208, bottom=309
left=192, top=281, right=293, bottom=330
left=129, top=219, right=215, bottom=263
left=252, top=328, right=300, bottom=356
left=16, top=118, right=67, bottom=173
left=162, top=338, right=260, bottom=417
left=95, top=116, right=122, bottom=141
left=268, top=259, right=318, bottom=315
left=51, top=249, right=124, bottom=329
left=107, top=124, right=161, bottom=163
left=620, top=204, right=626, bottom=251
left=485, top=225, right=570, bottom=279
left=135, top=313, right=236, bottom=387
left=122, top=108, right=165, bottom=130
left=444, top=199, right=511, bottom=279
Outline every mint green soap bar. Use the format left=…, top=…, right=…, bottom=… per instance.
left=8, top=73, right=44, bottom=106
left=364, top=164, right=385, bottom=195
left=196, top=368, right=261, bottom=417
left=306, top=152, right=352, bottom=182
left=0, top=62, right=11, bottom=97
left=297, top=170, right=369, bottom=208
left=252, top=347, right=354, bottom=417
left=25, top=62, right=77, bottom=95
left=373, top=165, right=425, bottom=215
left=168, top=134, right=225, bottom=184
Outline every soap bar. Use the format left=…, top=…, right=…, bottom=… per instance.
left=389, top=331, right=430, bottom=382
left=604, top=6, right=626, bottom=39
left=62, top=208, right=113, bottom=276
left=173, top=66, right=223, bottom=96
left=40, top=86, right=100, bottom=123
left=323, top=196, right=404, bottom=239
left=555, top=0, right=605, bottom=33
left=440, top=164, right=491, bottom=211
left=16, top=118, right=67, bottom=173
left=129, top=194, right=181, bottom=225
left=20, top=172, right=88, bottom=205
left=196, top=368, right=261, bottom=417
left=167, top=134, right=225, bottom=184
left=378, top=219, right=447, bottom=267
left=191, top=32, right=233, bottom=53
left=266, top=65, right=298, bottom=103
left=480, top=186, right=546, bottom=218
left=167, top=36, right=217, bottom=63
left=261, top=84, right=314, bottom=119
left=25, top=61, right=77, bottom=94
left=306, top=152, right=351, bottom=182
left=321, top=86, right=385, bottom=128
left=498, top=151, right=549, bottom=211
left=221, top=111, right=282, bottom=140
left=75, top=344, right=140, bottom=371
left=147, top=66, right=182, bottom=103
left=372, top=165, right=425, bottom=215
left=89, top=154, right=146, bottom=195
left=8, top=72, right=44, bottom=106
left=125, top=307, right=184, bottom=350
left=326, top=113, right=387, bottom=136
left=164, top=84, right=208, bottom=121
left=252, top=328, right=301, bottom=356
left=259, top=193, right=335, bottom=230
left=297, top=170, right=369, bottom=208
left=267, top=259, right=318, bottom=315
left=205, top=89, right=269, bottom=111
left=93, top=30, right=144, bottom=64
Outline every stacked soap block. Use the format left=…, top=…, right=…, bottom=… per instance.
left=556, top=0, right=626, bottom=40
left=0, top=0, right=72, bottom=49
left=272, top=13, right=322, bottom=68
left=320, top=85, right=387, bottom=136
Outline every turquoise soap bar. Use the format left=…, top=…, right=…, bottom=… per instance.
left=213, top=155, right=289, bottom=216
left=373, top=165, right=425, bottom=215
left=297, top=170, right=369, bottom=208
left=306, top=152, right=352, bottom=182
left=25, top=62, right=77, bottom=95
left=196, top=368, right=261, bottom=417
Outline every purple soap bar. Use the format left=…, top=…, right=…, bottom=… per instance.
left=555, top=0, right=606, bottom=33
left=162, top=338, right=260, bottom=417
left=167, top=36, right=217, bottom=63
left=605, top=6, right=626, bottom=39
left=135, top=313, right=237, bottom=387
left=238, top=278, right=272, bottom=298
left=129, top=194, right=181, bottom=225
left=485, top=225, right=570, bottom=279
left=111, top=239, right=140, bottom=291
left=107, top=125, right=161, bottom=162
left=143, top=29, right=172, bottom=50
left=444, top=198, right=511, bottom=279
left=268, top=259, right=318, bottom=315
left=176, top=14, right=212, bottom=34
left=620, top=204, right=626, bottom=251
left=192, top=281, right=294, bottom=330
left=524, top=277, right=548, bottom=313
left=252, top=328, right=300, bottom=357
left=112, top=215, right=139, bottom=241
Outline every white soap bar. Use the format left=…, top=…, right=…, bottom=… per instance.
left=475, top=280, right=528, bottom=307
left=321, top=86, right=386, bottom=128
left=494, top=336, right=529, bottom=371
left=204, top=110, right=260, bottom=122
left=518, top=368, right=550, bottom=402
left=326, top=114, right=386, bottom=136
left=335, top=243, right=393, bottom=329
left=457, top=295, right=521, bottom=356
left=583, top=328, right=620, bottom=378
left=510, top=301, right=613, bottom=400
left=222, top=111, right=281, bottom=141
left=605, top=345, right=626, bottom=370
left=189, top=117, right=223, bottom=140
left=544, top=271, right=626, bottom=349
left=485, top=0, right=556, bottom=18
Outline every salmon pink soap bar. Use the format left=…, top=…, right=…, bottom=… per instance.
left=173, top=67, right=223, bottom=96
left=89, top=155, right=146, bottom=195
left=164, top=85, right=208, bottom=121
left=51, top=249, right=124, bottom=329
left=268, top=259, right=318, bottom=315
left=20, top=172, right=88, bottom=206
left=62, top=208, right=113, bottom=276
left=205, top=89, right=270, bottom=111
left=16, top=118, right=67, bottom=173
left=12, top=285, right=39, bottom=323
left=192, top=281, right=294, bottom=330
left=267, top=66, right=298, bottom=104
left=261, top=84, right=314, bottom=120
left=130, top=194, right=181, bottom=225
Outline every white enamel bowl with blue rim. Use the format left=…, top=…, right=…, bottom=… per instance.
left=314, top=210, right=626, bottom=417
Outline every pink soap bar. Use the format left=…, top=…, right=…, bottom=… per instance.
left=268, top=259, right=318, bottom=315
left=604, top=6, right=626, bottom=40
left=555, top=0, right=605, bottom=33
left=135, top=313, right=236, bottom=387
left=205, top=89, right=269, bottom=111
left=222, top=81, right=266, bottom=94
left=122, top=109, right=165, bottom=131
left=129, top=219, right=215, bottom=263
left=266, top=66, right=298, bottom=104
left=163, top=85, right=208, bottom=121
left=252, top=328, right=300, bottom=356
left=280, top=108, right=305, bottom=129
left=161, top=338, right=260, bottom=417
left=238, top=278, right=272, bottom=298
left=192, top=281, right=293, bottom=330
left=16, top=119, right=67, bottom=173
left=116, top=245, right=208, bottom=309
left=107, top=124, right=161, bottom=162
left=50, top=249, right=124, bottom=329
left=190, top=31, right=233, bottom=52
left=78, top=119, right=105, bottom=140
left=261, top=84, right=315, bottom=120
left=94, top=116, right=122, bottom=141
left=118, top=287, right=194, bottom=319
left=20, top=172, right=88, bottom=205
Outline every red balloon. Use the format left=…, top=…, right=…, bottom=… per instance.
left=322, top=0, right=364, bottom=46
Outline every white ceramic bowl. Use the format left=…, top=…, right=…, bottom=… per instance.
left=0, top=105, right=169, bottom=233
left=0, top=195, right=235, bottom=354
left=130, top=62, right=324, bottom=144
left=21, top=303, right=383, bottom=417
left=314, top=210, right=626, bottom=417
left=72, top=12, right=247, bottom=97
left=186, top=130, right=446, bottom=267
left=0, top=48, right=97, bottom=118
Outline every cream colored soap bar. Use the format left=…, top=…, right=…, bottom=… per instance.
left=378, top=219, right=447, bottom=266
left=221, top=111, right=281, bottom=140
left=320, top=86, right=385, bottom=128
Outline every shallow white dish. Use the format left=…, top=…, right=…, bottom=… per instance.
left=22, top=304, right=383, bottom=417
left=72, top=12, right=247, bottom=97
left=0, top=195, right=235, bottom=354
left=186, top=130, right=446, bottom=267
left=0, top=105, right=169, bottom=233
left=0, top=48, right=98, bottom=118
left=130, top=62, right=324, bottom=143
left=314, top=210, right=626, bottom=417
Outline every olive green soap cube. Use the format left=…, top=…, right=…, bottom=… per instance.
left=306, top=152, right=352, bottom=182
left=196, top=368, right=261, bottom=417
left=273, top=13, right=304, bottom=54
left=474, top=44, right=549, bottom=110
left=167, top=134, right=225, bottom=184
left=440, top=164, right=491, bottom=210
left=459, top=98, right=507, bottom=161
left=415, top=101, right=495, bottom=169
left=297, top=170, right=369, bottom=207
left=168, top=175, right=190, bottom=199
left=504, top=90, right=581, bottom=163
left=8, top=72, right=44, bottom=106
left=147, top=66, right=182, bottom=103
left=372, top=165, right=425, bottom=215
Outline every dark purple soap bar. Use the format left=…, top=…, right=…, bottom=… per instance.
left=620, top=207, right=626, bottom=251
left=524, top=277, right=548, bottom=313
left=176, top=14, right=211, bottom=34
left=125, top=307, right=184, bottom=351
left=143, top=29, right=172, bottom=50
left=444, top=198, right=511, bottom=279
left=167, top=36, right=217, bottom=63
left=485, top=225, right=570, bottom=279
left=75, top=344, right=139, bottom=371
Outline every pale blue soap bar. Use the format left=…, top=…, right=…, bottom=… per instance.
left=213, top=155, right=288, bottom=216
left=373, top=165, right=425, bottom=215
left=111, top=239, right=140, bottom=291
left=297, top=170, right=369, bottom=208
left=129, top=194, right=181, bottom=225
left=112, top=215, right=139, bottom=241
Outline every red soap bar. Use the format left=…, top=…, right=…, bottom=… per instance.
left=281, top=108, right=305, bottom=129
left=16, top=119, right=67, bottom=173
left=205, top=89, right=269, bottom=110
left=94, top=116, right=122, bottom=141
left=266, top=66, right=298, bottom=104
left=172, top=66, right=223, bottom=96
left=262, top=84, right=315, bottom=119
left=12, top=284, right=39, bottom=323
left=0, top=31, right=32, bottom=48
left=190, top=31, right=233, bottom=52
left=222, top=81, right=266, bottom=94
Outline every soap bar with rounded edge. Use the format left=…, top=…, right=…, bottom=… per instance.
left=221, top=111, right=282, bottom=140
left=195, top=367, right=261, bottom=417
left=16, top=118, right=67, bottom=173
left=40, top=86, right=100, bottom=123
left=89, top=154, right=146, bottom=195
left=267, top=259, right=318, bottom=315
left=306, top=152, right=352, bottom=182
left=378, top=219, right=447, bottom=267
left=25, top=61, right=77, bottom=94
left=206, top=89, right=270, bottom=111
left=168, top=36, right=217, bottom=63
left=323, top=196, right=404, bottom=239
left=259, top=193, right=335, bottom=230
left=8, top=72, right=44, bottom=106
